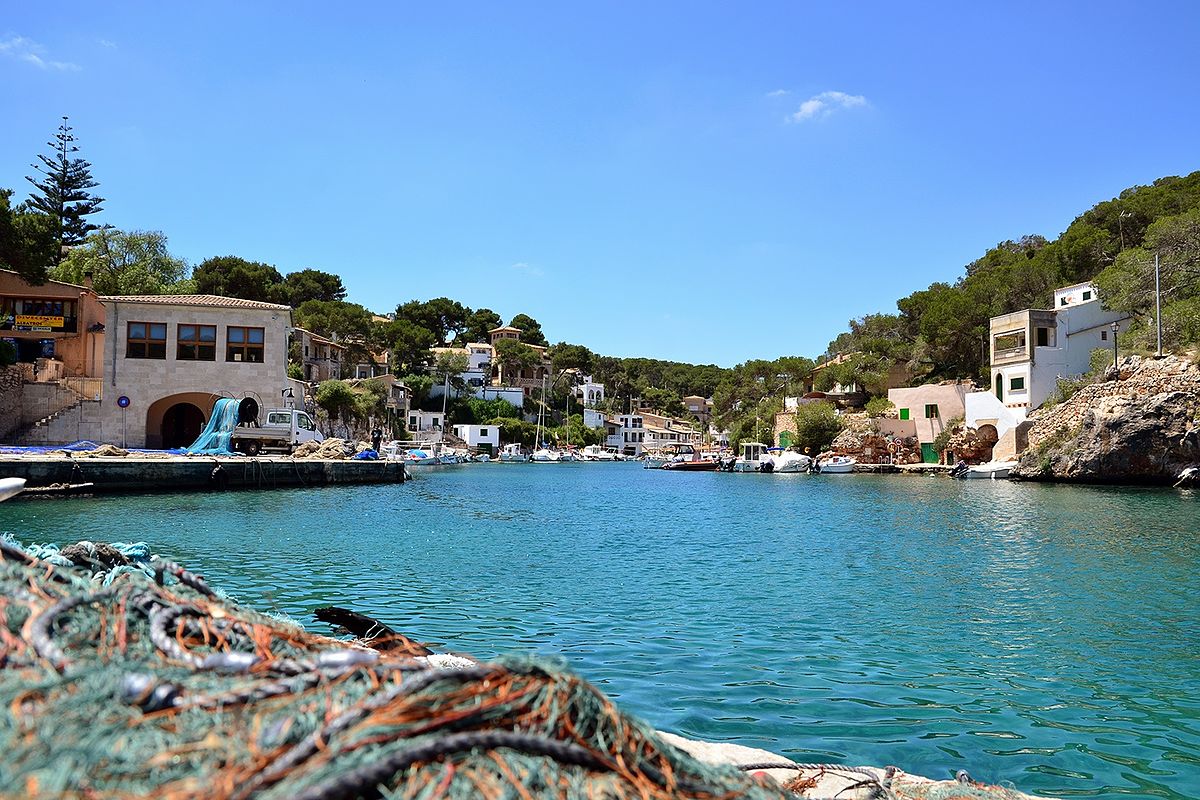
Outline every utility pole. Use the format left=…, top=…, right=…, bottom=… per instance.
left=1155, top=252, right=1163, bottom=357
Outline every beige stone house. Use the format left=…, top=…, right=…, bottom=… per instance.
left=98, top=295, right=294, bottom=448
left=887, top=381, right=977, bottom=462
left=293, top=327, right=345, bottom=382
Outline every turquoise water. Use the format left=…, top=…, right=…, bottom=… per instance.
left=2, top=465, right=1198, bottom=798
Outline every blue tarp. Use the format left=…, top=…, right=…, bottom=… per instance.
left=186, top=398, right=243, bottom=455
left=353, top=449, right=378, bottom=460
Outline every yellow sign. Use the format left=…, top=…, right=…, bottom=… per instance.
left=15, top=315, right=65, bottom=328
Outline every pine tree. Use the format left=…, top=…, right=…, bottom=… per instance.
left=25, top=116, right=105, bottom=255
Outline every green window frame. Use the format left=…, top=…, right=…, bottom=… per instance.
left=924, top=404, right=938, bottom=419
left=1010, top=377, right=1025, bottom=391
left=899, top=408, right=910, bottom=420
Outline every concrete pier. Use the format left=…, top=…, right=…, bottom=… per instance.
left=0, top=455, right=406, bottom=494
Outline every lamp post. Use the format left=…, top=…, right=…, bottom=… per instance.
left=1110, top=322, right=1120, bottom=369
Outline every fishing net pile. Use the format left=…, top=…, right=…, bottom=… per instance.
left=0, top=538, right=796, bottom=800
left=0, top=537, right=1043, bottom=800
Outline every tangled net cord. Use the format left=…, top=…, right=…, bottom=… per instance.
left=11, top=543, right=1020, bottom=800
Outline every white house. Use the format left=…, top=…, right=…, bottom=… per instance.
left=407, top=409, right=445, bottom=439
left=452, top=423, right=500, bottom=453
left=607, top=413, right=646, bottom=456
left=574, top=374, right=606, bottom=429
left=966, top=281, right=1130, bottom=451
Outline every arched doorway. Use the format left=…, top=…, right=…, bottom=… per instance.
left=145, top=392, right=221, bottom=449
left=161, top=402, right=205, bottom=449
left=994, top=372, right=1004, bottom=401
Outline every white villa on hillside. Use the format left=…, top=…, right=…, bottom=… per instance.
left=966, top=282, right=1129, bottom=457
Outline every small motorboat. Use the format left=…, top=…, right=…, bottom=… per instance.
left=531, top=448, right=561, bottom=463
left=816, top=456, right=856, bottom=474
left=0, top=477, right=26, bottom=503
left=498, top=443, right=529, bottom=463
left=661, top=458, right=719, bottom=471
left=951, top=460, right=1014, bottom=480
left=732, top=442, right=770, bottom=472
left=768, top=448, right=813, bottom=473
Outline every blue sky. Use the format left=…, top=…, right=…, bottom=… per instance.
left=3, top=2, right=1198, bottom=366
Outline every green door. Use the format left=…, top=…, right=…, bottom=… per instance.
left=899, top=408, right=910, bottom=420
left=921, top=443, right=937, bottom=463
left=779, top=431, right=792, bottom=448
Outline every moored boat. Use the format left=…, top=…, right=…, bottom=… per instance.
left=816, top=455, right=856, bottom=474
left=951, top=460, right=1014, bottom=480
left=498, top=443, right=530, bottom=463
left=0, top=478, right=25, bottom=503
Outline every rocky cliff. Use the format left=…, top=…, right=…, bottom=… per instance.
left=1011, top=354, right=1200, bottom=484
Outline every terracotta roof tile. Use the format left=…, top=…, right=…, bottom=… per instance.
left=99, top=294, right=292, bottom=311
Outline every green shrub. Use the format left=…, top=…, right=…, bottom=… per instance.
left=864, top=396, right=894, bottom=418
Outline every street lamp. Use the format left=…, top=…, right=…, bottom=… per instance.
left=1110, top=322, right=1120, bottom=369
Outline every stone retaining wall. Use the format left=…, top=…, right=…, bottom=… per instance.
left=0, top=366, right=25, bottom=442
left=1027, top=355, right=1200, bottom=447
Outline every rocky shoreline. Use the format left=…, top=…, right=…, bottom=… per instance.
left=1011, top=354, right=1200, bottom=485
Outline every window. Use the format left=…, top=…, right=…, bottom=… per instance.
left=898, top=408, right=910, bottom=421
left=1101, top=330, right=1108, bottom=341
left=296, top=413, right=316, bottom=431
left=267, top=412, right=291, bottom=425
left=409, top=416, right=418, bottom=427
left=480, top=428, right=489, bottom=436
left=924, top=404, right=939, bottom=419
left=1036, top=327, right=1049, bottom=347
left=1010, top=377, right=1025, bottom=391
left=993, top=330, right=1026, bottom=354
left=227, top=326, right=265, bottom=363
left=127, top=322, right=167, bottom=359
left=1082, top=290, right=1092, bottom=301
left=177, top=324, right=217, bottom=360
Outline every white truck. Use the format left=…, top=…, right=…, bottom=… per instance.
left=229, top=407, right=324, bottom=455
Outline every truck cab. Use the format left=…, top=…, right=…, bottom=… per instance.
left=231, top=408, right=324, bottom=455
left=262, top=408, right=323, bottom=444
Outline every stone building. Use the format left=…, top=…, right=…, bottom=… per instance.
left=98, top=295, right=294, bottom=448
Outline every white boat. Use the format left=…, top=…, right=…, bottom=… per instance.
left=579, top=444, right=617, bottom=461
left=531, top=448, right=561, bottom=462
left=732, top=442, right=770, bottom=472
left=769, top=449, right=813, bottom=473
left=953, top=460, right=1014, bottom=480
left=817, top=455, right=856, bottom=474
left=0, top=478, right=25, bottom=503
left=498, top=443, right=529, bottom=463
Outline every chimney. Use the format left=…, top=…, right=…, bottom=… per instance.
left=83, top=270, right=94, bottom=290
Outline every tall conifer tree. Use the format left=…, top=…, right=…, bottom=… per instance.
left=25, top=117, right=105, bottom=256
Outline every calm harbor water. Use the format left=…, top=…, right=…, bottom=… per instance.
left=2, top=465, right=1198, bottom=798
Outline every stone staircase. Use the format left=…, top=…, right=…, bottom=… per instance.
left=10, top=380, right=106, bottom=447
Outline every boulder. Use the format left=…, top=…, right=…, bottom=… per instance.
left=1012, top=355, right=1200, bottom=484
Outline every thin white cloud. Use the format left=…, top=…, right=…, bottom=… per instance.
left=789, top=90, right=867, bottom=122
left=98, top=38, right=118, bottom=49
left=766, top=89, right=790, bottom=97
left=511, top=262, right=545, bottom=277
left=0, top=35, right=80, bottom=71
